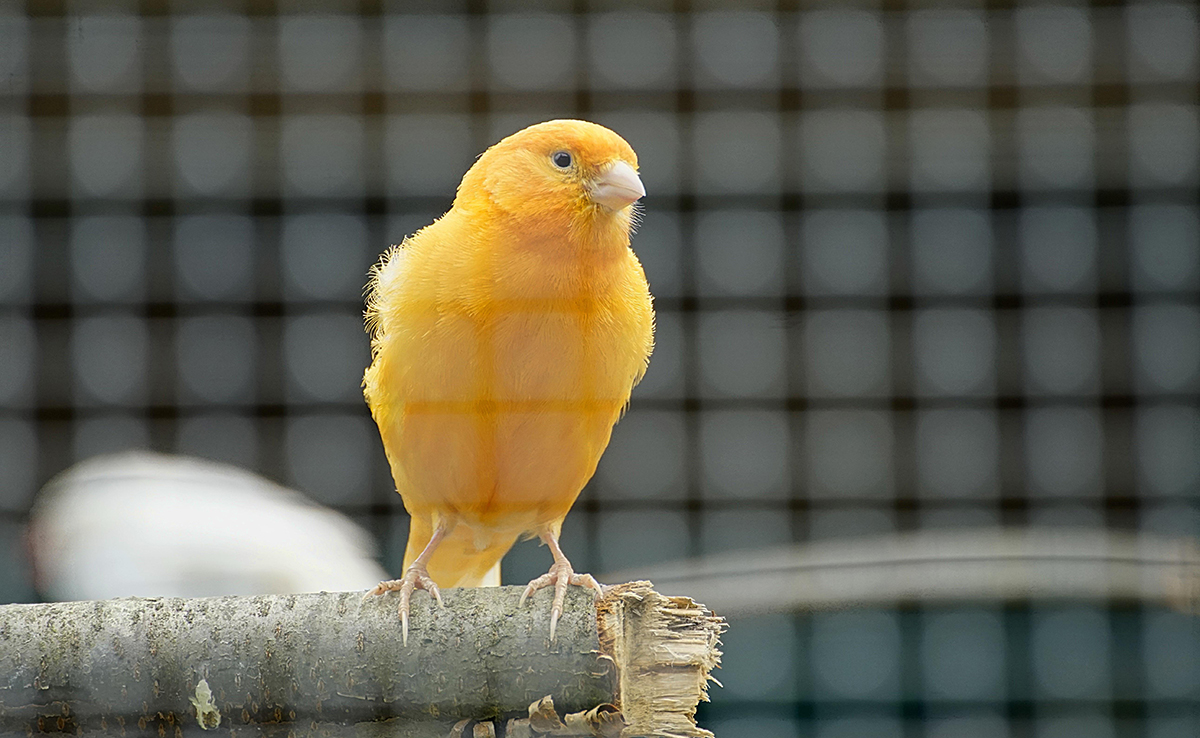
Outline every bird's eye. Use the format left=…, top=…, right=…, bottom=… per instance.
left=551, top=151, right=573, bottom=169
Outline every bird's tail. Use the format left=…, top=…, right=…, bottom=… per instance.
left=404, top=516, right=513, bottom=589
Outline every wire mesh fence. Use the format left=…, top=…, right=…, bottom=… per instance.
left=1, top=2, right=1198, bottom=736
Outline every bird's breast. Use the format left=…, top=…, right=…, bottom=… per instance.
left=372, top=249, right=652, bottom=529
left=487, top=297, right=635, bottom=408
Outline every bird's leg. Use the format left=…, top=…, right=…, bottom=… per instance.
left=519, top=529, right=603, bottom=641
left=365, top=518, right=453, bottom=645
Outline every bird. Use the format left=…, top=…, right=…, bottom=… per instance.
left=362, top=119, right=653, bottom=642
left=26, top=451, right=389, bottom=601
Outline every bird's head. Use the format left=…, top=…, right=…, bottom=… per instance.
left=457, top=119, right=645, bottom=242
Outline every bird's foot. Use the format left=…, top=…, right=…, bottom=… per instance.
left=365, top=566, right=443, bottom=646
left=519, top=561, right=602, bottom=641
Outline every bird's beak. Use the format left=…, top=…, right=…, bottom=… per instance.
left=589, top=161, right=645, bottom=211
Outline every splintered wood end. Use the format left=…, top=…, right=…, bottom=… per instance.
left=597, top=582, right=726, bottom=738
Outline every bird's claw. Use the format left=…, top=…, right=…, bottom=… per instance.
left=365, top=567, right=443, bottom=646
left=520, top=562, right=602, bottom=641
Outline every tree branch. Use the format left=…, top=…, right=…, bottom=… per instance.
left=0, top=582, right=723, bottom=738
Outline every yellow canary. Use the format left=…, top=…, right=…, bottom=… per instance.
left=363, top=120, right=653, bottom=641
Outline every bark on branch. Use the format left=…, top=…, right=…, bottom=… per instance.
left=0, top=582, right=723, bottom=738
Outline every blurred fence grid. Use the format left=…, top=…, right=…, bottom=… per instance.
left=1, top=1, right=1198, bottom=736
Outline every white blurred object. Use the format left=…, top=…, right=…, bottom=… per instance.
left=27, top=451, right=388, bottom=601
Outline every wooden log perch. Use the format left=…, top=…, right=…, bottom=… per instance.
left=0, top=582, right=723, bottom=738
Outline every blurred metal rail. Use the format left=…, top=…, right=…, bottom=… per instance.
left=607, top=528, right=1200, bottom=617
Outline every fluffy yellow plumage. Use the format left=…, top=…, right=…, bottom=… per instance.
left=363, top=120, right=654, bottom=641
